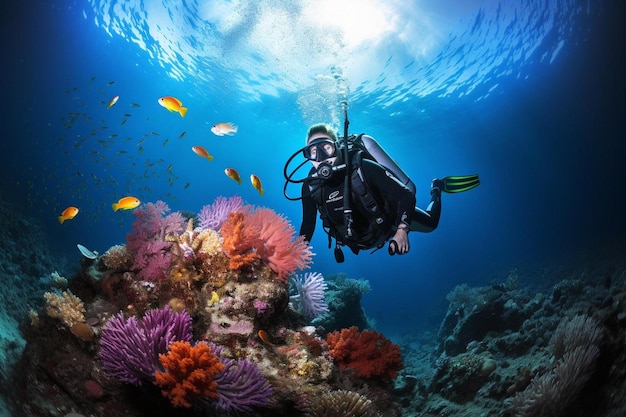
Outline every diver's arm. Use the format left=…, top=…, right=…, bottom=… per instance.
left=299, top=183, right=317, bottom=242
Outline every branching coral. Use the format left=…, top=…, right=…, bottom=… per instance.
left=126, top=200, right=185, bottom=281
left=221, top=206, right=313, bottom=280
left=221, top=211, right=262, bottom=272
left=305, top=390, right=376, bottom=417
left=290, top=272, right=329, bottom=320
left=43, top=290, right=85, bottom=328
left=154, top=341, right=224, bottom=408
left=98, top=306, right=192, bottom=385
left=324, top=326, right=403, bottom=380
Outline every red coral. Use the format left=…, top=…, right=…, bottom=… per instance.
left=221, top=206, right=313, bottom=280
left=324, top=326, right=403, bottom=380
left=154, top=341, right=225, bottom=408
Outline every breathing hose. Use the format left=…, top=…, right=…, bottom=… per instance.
left=340, top=100, right=353, bottom=239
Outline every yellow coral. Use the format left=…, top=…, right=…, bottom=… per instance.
left=192, top=229, right=223, bottom=256
left=43, top=289, right=86, bottom=328
left=297, top=361, right=319, bottom=377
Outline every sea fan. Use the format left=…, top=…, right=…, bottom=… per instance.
left=198, top=195, right=244, bottom=231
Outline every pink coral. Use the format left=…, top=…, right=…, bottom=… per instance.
left=222, top=206, right=313, bottom=281
left=126, top=201, right=185, bottom=281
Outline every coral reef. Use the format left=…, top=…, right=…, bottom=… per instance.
left=8, top=194, right=626, bottom=417
left=8, top=198, right=402, bottom=417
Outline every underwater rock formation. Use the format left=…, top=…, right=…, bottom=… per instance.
left=395, top=255, right=626, bottom=417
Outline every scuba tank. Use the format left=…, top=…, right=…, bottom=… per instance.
left=353, top=134, right=416, bottom=195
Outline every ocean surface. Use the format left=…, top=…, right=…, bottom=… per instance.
left=1, top=0, right=624, bottom=336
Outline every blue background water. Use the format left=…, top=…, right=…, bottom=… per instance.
left=2, top=0, right=624, bottom=336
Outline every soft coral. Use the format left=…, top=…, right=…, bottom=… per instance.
left=325, top=326, right=403, bottom=380
left=126, top=200, right=185, bottom=281
left=221, top=206, right=313, bottom=281
left=154, top=341, right=224, bottom=408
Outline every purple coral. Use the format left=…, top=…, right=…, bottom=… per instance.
left=290, top=272, right=329, bottom=320
left=198, top=195, right=244, bottom=231
left=98, top=306, right=192, bottom=385
left=211, top=357, right=273, bottom=415
left=126, top=200, right=185, bottom=281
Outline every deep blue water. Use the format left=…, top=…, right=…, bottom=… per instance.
left=2, top=0, right=625, bottom=336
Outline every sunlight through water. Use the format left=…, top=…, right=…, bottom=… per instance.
left=85, top=0, right=592, bottom=117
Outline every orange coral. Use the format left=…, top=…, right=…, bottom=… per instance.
left=221, top=207, right=313, bottom=280
left=154, top=341, right=225, bottom=408
left=325, top=326, right=403, bottom=380
left=221, top=212, right=261, bottom=272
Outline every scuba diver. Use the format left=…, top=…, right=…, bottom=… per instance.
left=283, top=106, right=480, bottom=263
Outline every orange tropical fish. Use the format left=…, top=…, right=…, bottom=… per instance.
left=250, top=174, right=264, bottom=196
left=158, top=96, right=188, bottom=117
left=58, top=206, right=79, bottom=224
left=257, top=330, right=274, bottom=346
left=107, top=95, right=119, bottom=110
left=112, top=196, right=141, bottom=212
left=224, top=168, right=242, bottom=184
left=211, top=122, right=237, bottom=136
left=191, top=145, right=213, bottom=161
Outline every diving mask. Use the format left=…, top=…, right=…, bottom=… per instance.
left=303, top=137, right=337, bottom=162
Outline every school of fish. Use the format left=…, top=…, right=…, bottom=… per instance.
left=55, top=79, right=265, bottom=227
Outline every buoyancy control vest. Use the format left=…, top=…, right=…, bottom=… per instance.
left=309, top=134, right=415, bottom=252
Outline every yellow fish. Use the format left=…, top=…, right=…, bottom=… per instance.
left=107, top=95, right=119, bottom=110
left=208, top=291, right=219, bottom=306
left=224, top=168, right=242, bottom=184
left=158, top=96, right=188, bottom=117
left=112, top=196, right=141, bottom=212
left=58, top=206, right=79, bottom=224
left=192, top=145, right=213, bottom=161
left=250, top=174, right=264, bottom=196
left=211, top=122, right=237, bottom=136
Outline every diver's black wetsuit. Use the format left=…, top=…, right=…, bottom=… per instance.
left=299, top=158, right=441, bottom=251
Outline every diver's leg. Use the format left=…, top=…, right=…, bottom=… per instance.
left=409, top=181, right=442, bottom=232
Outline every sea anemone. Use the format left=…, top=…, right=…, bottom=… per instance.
left=290, top=272, right=329, bottom=320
